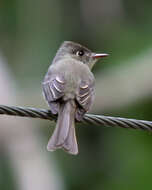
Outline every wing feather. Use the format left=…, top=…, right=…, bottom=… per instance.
left=76, top=81, right=95, bottom=121
left=42, top=75, right=65, bottom=114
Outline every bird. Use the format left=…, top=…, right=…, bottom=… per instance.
left=42, top=41, right=108, bottom=155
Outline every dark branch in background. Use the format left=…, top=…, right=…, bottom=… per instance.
left=0, top=105, right=152, bottom=132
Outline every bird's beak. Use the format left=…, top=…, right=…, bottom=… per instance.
left=91, top=53, right=109, bottom=59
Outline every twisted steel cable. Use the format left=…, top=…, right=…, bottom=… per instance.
left=0, top=105, right=152, bottom=132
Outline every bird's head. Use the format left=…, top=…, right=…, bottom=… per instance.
left=53, top=41, right=108, bottom=70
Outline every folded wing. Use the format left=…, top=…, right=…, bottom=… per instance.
left=42, top=75, right=65, bottom=114
left=76, top=80, right=95, bottom=121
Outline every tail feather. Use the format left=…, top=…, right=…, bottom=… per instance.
left=63, top=125, right=78, bottom=155
left=47, top=101, right=78, bottom=155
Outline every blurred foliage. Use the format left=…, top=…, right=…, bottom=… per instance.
left=1, top=0, right=152, bottom=190
left=0, top=149, right=16, bottom=190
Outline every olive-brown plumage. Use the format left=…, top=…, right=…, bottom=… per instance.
left=42, top=41, right=108, bottom=155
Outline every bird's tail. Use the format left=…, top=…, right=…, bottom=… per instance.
left=47, top=100, right=78, bottom=155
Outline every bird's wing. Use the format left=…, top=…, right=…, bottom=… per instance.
left=76, top=80, right=95, bottom=121
left=42, top=75, right=65, bottom=114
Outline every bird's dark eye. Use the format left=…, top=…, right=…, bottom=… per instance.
left=76, top=50, right=84, bottom=56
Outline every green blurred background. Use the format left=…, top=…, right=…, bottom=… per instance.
left=1, top=0, right=152, bottom=190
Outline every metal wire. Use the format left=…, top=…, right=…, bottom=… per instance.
left=0, top=105, right=152, bottom=132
